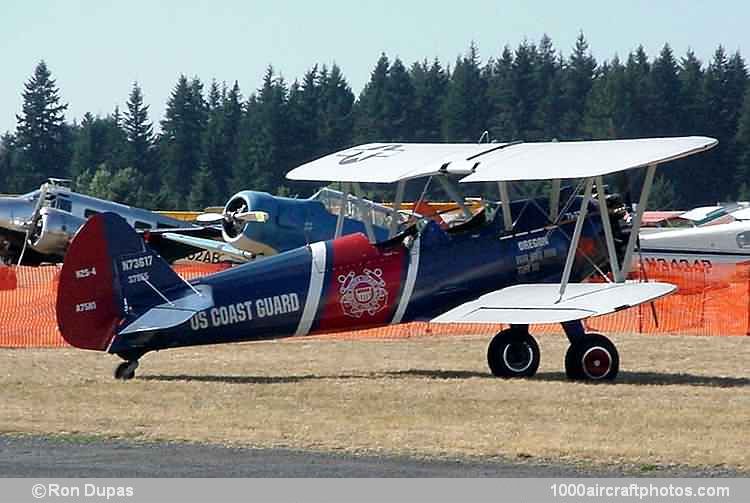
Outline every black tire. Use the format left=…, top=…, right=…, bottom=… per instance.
left=487, top=329, right=540, bottom=378
left=565, top=334, right=619, bottom=381
left=114, top=360, right=138, bottom=380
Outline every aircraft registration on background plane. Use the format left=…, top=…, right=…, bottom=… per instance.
left=55, top=136, right=717, bottom=382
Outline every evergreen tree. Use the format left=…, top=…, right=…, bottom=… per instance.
left=0, top=133, right=17, bottom=189
left=69, top=110, right=128, bottom=193
left=383, top=58, right=415, bottom=141
left=726, top=51, right=749, bottom=192
left=678, top=50, right=706, bottom=134
left=319, top=63, right=355, bottom=151
left=559, top=33, right=596, bottom=139
left=411, top=59, right=449, bottom=141
left=188, top=165, right=218, bottom=209
left=649, top=44, right=682, bottom=136
left=674, top=50, right=707, bottom=205
left=354, top=53, right=390, bottom=142
left=291, top=66, right=322, bottom=161
left=234, top=67, right=290, bottom=193
left=509, top=40, right=539, bottom=139
left=83, top=165, right=147, bottom=206
left=123, top=82, right=155, bottom=186
left=222, top=81, right=244, bottom=190
left=486, top=46, right=515, bottom=140
left=14, top=61, right=71, bottom=189
left=533, top=35, right=564, bottom=140
left=736, top=89, right=750, bottom=197
left=622, top=46, right=652, bottom=137
left=203, top=80, right=228, bottom=197
left=160, top=75, right=208, bottom=206
left=703, top=46, right=738, bottom=201
left=442, top=42, right=488, bottom=141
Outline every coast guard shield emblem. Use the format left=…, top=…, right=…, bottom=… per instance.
left=338, top=268, right=388, bottom=318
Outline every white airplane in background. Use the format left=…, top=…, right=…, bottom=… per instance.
left=638, top=203, right=750, bottom=273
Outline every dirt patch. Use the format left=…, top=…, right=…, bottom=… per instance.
left=1, top=333, right=749, bottom=470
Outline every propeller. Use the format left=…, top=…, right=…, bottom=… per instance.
left=196, top=210, right=269, bottom=225
left=16, top=182, right=53, bottom=266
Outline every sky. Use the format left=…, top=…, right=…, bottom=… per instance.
left=1, top=0, right=748, bottom=135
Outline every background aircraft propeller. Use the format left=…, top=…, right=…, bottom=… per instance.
left=196, top=210, right=269, bottom=225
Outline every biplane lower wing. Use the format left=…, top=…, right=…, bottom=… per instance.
left=431, top=282, right=676, bottom=325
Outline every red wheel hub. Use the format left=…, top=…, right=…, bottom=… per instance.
left=582, top=347, right=612, bottom=379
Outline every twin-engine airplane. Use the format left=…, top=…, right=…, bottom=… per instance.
left=0, top=179, right=213, bottom=265
left=56, top=137, right=717, bottom=382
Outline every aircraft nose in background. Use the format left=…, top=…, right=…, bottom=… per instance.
left=0, top=197, right=34, bottom=232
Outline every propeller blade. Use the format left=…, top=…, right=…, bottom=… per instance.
left=234, top=211, right=269, bottom=223
left=195, top=213, right=226, bottom=224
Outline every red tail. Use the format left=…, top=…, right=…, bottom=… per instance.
left=56, top=216, right=122, bottom=350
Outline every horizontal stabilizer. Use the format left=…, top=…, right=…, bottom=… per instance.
left=119, top=284, right=214, bottom=335
left=431, top=281, right=676, bottom=325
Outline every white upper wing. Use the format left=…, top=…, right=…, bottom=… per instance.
left=285, top=137, right=717, bottom=184
left=460, top=136, right=717, bottom=182
left=286, top=143, right=505, bottom=183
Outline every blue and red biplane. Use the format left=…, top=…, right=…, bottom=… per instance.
left=56, top=137, right=716, bottom=381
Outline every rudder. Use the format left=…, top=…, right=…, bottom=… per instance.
left=56, top=212, right=185, bottom=351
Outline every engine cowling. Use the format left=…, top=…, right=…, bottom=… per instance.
left=28, top=207, right=86, bottom=257
left=221, top=192, right=280, bottom=258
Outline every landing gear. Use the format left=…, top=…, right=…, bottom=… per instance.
left=114, top=360, right=139, bottom=380
left=565, top=333, right=619, bottom=381
left=487, top=327, right=540, bottom=378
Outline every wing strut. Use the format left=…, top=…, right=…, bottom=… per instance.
left=436, top=176, right=472, bottom=219
left=497, top=181, right=513, bottom=231
left=595, top=176, right=622, bottom=282
left=549, top=179, right=561, bottom=221
left=351, top=182, right=377, bottom=243
left=334, top=182, right=350, bottom=239
left=388, top=180, right=406, bottom=238
left=621, top=164, right=656, bottom=278
left=558, top=177, right=594, bottom=302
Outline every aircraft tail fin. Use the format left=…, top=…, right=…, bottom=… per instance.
left=56, top=212, right=186, bottom=351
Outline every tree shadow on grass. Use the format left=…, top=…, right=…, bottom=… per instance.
left=140, top=369, right=750, bottom=388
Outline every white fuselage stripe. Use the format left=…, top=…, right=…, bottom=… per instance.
left=391, top=236, right=421, bottom=324
left=295, top=241, right=327, bottom=336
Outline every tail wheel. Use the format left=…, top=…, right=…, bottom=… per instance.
left=114, top=360, right=139, bottom=380
left=487, top=328, right=540, bottom=378
left=565, top=334, right=619, bottom=381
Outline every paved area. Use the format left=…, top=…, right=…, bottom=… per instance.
left=0, top=435, right=741, bottom=477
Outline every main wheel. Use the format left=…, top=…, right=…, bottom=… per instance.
left=487, top=329, right=540, bottom=378
left=114, top=360, right=139, bottom=380
left=565, top=334, right=619, bottom=381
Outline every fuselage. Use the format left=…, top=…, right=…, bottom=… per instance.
left=109, top=198, right=613, bottom=357
left=0, top=187, right=190, bottom=264
left=638, top=220, right=750, bottom=277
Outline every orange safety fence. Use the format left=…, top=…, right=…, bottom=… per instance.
left=0, top=263, right=229, bottom=348
left=1, top=261, right=749, bottom=348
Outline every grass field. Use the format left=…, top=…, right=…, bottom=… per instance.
left=1, top=332, right=749, bottom=471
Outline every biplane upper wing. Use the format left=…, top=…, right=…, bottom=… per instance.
left=431, top=282, right=676, bottom=325
left=285, top=137, right=717, bottom=183
left=459, top=136, right=717, bottom=182
left=286, top=143, right=503, bottom=183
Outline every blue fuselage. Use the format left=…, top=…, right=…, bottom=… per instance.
left=109, top=197, right=613, bottom=356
